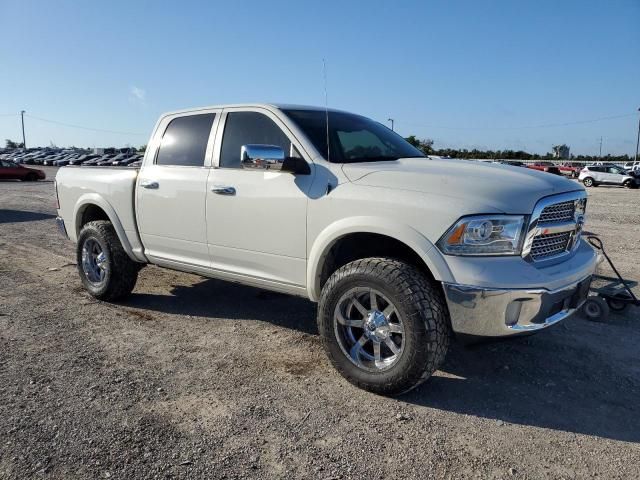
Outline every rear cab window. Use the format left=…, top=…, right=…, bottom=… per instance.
left=156, top=113, right=216, bottom=167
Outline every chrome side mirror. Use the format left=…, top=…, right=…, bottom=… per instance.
left=241, top=144, right=285, bottom=171
left=240, top=144, right=311, bottom=174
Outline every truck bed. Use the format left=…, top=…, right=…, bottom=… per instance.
left=55, top=166, right=145, bottom=260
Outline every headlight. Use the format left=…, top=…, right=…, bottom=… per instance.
left=437, top=215, right=527, bottom=256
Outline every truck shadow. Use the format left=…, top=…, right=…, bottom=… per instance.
left=125, top=277, right=318, bottom=335
left=0, top=209, right=56, bottom=224
left=124, top=277, right=639, bottom=443
left=406, top=322, right=640, bottom=443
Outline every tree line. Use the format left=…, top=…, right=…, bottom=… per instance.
left=404, top=136, right=636, bottom=163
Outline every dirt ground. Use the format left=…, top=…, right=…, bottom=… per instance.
left=1, top=167, right=639, bottom=479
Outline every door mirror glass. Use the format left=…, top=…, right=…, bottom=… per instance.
left=240, top=144, right=311, bottom=174
left=241, top=144, right=285, bottom=171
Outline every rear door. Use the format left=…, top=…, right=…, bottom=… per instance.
left=136, top=110, right=221, bottom=268
left=589, top=166, right=604, bottom=182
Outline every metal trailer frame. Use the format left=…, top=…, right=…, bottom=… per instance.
left=581, top=236, right=640, bottom=321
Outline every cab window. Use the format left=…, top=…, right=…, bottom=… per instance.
left=219, top=112, right=292, bottom=169
left=156, top=113, right=215, bottom=167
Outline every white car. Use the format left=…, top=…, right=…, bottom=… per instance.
left=578, top=164, right=640, bottom=188
left=623, top=161, right=640, bottom=173
left=54, top=103, right=596, bottom=395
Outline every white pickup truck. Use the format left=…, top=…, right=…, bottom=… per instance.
left=55, top=104, right=596, bottom=394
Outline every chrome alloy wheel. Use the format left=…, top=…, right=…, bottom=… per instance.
left=334, top=288, right=405, bottom=371
left=81, top=238, right=107, bottom=285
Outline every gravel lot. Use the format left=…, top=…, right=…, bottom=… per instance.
left=1, top=167, right=639, bottom=479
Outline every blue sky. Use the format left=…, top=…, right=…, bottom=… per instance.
left=0, top=0, right=638, bottom=155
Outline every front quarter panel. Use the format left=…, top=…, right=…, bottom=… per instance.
left=305, top=181, right=502, bottom=301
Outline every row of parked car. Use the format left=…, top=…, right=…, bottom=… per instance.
left=0, top=148, right=143, bottom=168
left=2, top=147, right=638, bottom=189
left=493, top=160, right=581, bottom=177
left=489, top=159, right=640, bottom=188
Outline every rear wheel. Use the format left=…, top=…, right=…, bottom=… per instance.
left=582, top=177, right=595, bottom=187
left=606, top=293, right=632, bottom=312
left=318, top=257, right=450, bottom=395
left=76, top=220, right=140, bottom=301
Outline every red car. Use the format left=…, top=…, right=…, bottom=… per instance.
left=527, top=161, right=562, bottom=175
left=558, top=162, right=583, bottom=178
left=0, top=160, right=46, bottom=181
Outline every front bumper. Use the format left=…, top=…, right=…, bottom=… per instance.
left=443, top=275, right=592, bottom=338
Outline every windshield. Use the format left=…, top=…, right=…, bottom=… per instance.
left=282, top=109, right=424, bottom=163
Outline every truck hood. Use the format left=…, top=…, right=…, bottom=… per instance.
left=341, top=158, right=583, bottom=214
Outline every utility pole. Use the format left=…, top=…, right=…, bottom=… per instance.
left=20, top=110, right=26, bottom=150
left=635, top=107, right=640, bottom=163
left=599, top=136, right=602, bottom=158
left=388, top=118, right=394, bottom=131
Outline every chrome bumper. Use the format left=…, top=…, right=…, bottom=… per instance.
left=442, top=275, right=592, bottom=338
left=56, top=216, right=68, bottom=239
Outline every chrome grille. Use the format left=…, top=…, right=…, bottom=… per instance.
left=530, top=232, right=572, bottom=260
left=523, top=192, right=587, bottom=263
left=538, top=200, right=575, bottom=225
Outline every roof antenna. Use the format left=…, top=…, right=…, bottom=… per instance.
left=322, top=58, right=330, bottom=162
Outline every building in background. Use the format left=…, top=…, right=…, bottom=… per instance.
left=552, top=144, right=570, bottom=159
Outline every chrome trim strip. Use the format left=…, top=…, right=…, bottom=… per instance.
left=533, top=220, right=578, bottom=235
left=522, top=190, right=587, bottom=265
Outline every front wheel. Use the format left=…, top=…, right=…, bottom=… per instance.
left=76, top=220, right=140, bottom=301
left=583, top=177, right=595, bottom=187
left=318, top=258, right=450, bottom=395
left=624, top=180, right=638, bottom=189
left=23, top=173, right=38, bottom=182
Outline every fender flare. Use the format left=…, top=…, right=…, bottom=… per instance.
left=72, top=193, right=143, bottom=262
left=306, top=216, right=454, bottom=301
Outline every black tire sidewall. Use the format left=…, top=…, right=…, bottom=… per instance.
left=318, top=258, right=448, bottom=395
left=583, top=178, right=593, bottom=187
left=76, top=228, right=113, bottom=298
left=321, top=273, right=425, bottom=386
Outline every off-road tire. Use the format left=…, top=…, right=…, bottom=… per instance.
left=76, top=220, right=140, bottom=301
left=583, top=177, right=595, bottom=187
left=318, top=257, right=450, bottom=395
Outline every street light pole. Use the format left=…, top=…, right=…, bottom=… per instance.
left=20, top=110, right=26, bottom=150
left=388, top=118, right=394, bottom=131
left=599, top=136, right=602, bottom=158
left=635, top=107, right=640, bottom=163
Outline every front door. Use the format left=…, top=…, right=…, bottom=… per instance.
left=205, top=108, right=314, bottom=289
left=136, top=110, right=220, bottom=268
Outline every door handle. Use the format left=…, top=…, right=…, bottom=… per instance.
left=140, top=180, right=159, bottom=189
left=211, top=185, right=236, bottom=195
